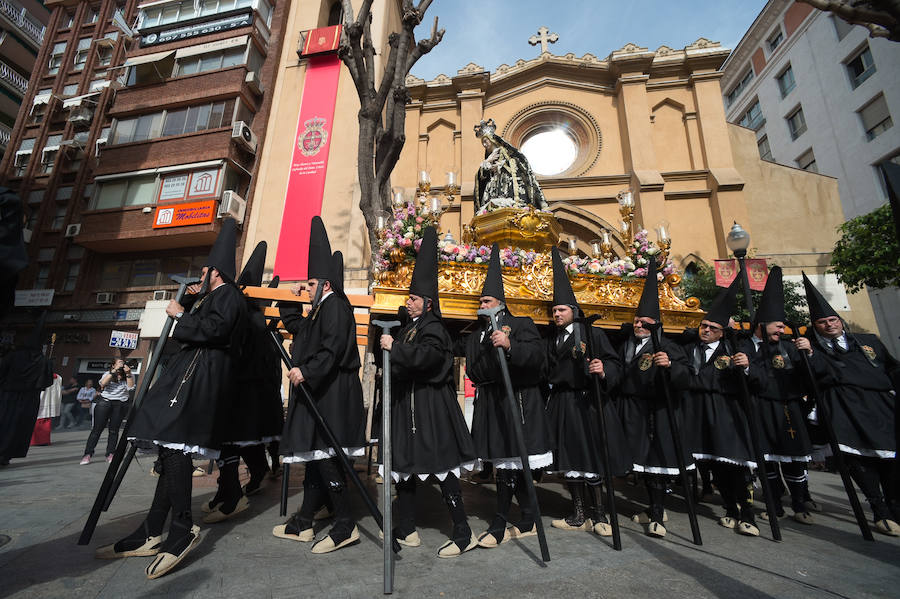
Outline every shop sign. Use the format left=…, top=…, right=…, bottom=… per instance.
left=152, top=200, right=216, bottom=229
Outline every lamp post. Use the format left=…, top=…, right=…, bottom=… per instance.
left=726, top=221, right=755, bottom=321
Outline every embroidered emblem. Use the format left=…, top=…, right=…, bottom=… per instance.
left=299, top=116, right=328, bottom=157
left=714, top=355, right=732, bottom=370
left=861, top=345, right=876, bottom=361
left=501, top=325, right=511, bottom=335
left=404, top=327, right=417, bottom=342
left=572, top=341, right=586, bottom=358
left=638, top=353, right=653, bottom=371
left=772, top=354, right=785, bottom=369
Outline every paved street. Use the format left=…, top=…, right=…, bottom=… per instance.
left=1, top=428, right=899, bottom=598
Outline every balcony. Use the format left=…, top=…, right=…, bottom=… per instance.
left=0, top=0, right=45, bottom=48
left=0, top=123, right=10, bottom=150
left=0, top=59, right=27, bottom=97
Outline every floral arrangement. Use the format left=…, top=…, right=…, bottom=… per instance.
left=374, top=201, right=675, bottom=279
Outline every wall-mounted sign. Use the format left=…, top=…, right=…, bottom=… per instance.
left=109, top=330, right=139, bottom=350
left=14, top=289, right=55, bottom=306
left=140, top=10, right=253, bottom=47
left=158, top=168, right=221, bottom=204
left=152, top=200, right=216, bottom=229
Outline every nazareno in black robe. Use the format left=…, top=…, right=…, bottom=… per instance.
left=129, top=282, right=246, bottom=458
left=545, top=323, right=632, bottom=479
left=614, top=329, right=693, bottom=475
left=807, top=332, right=897, bottom=459
left=457, top=309, right=552, bottom=470
left=0, top=348, right=53, bottom=459
left=279, top=292, right=365, bottom=463
left=378, top=310, right=478, bottom=481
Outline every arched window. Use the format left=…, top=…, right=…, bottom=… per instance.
left=327, top=1, right=343, bottom=26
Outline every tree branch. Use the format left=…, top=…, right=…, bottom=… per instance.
left=800, top=0, right=899, bottom=40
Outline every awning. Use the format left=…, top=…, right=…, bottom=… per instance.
left=62, top=92, right=100, bottom=109
left=32, top=93, right=52, bottom=106
left=174, top=35, right=248, bottom=59
left=123, top=50, right=175, bottom=67
left=94, top=160, right=225, bottom=181
left=136, top=0, right=178, bottom=10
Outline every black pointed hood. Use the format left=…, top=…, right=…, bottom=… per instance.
left=704, top=276, right=740, bottom=328
left=330, top=250, right=349, bottom=304
left=236, top=241, right=267, bottom=287
left=551, top=247, right=579, bottom=310
left=206, top=217, right=237, bottom=282
left=802, top=271, right=839, bottom=322
left=307, top=216, right=332, bottom=281
left=635, top=255, right=660, bottom=321
left=409, top=226, right=441, bottom=317
left=480, top=243, right=505, bottom=302
left=23, top=311, right=47, bottom=350
left=754, top=265, right=785, bottom=325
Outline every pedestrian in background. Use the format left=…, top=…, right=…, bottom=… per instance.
left=57, top=377, right=80, bottom=430
left=76, top=379, right=97, bottom=427
left=80, top=359, right=134, bottom=465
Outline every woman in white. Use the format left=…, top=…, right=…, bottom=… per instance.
left=80, top=359, right=134, bottom=464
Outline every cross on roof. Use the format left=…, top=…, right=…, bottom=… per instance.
left=528, top=26, right=558, bottom=54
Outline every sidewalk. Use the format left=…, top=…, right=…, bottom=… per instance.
left=1, top=428, right=898, bottom=598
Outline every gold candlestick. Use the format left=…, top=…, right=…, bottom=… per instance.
left=617, top=189, right=635, bottom=245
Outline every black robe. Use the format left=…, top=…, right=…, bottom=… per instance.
left=614, top=330, right=692, bottom=474
left=740, top=337, right=822, bottom=461
left=545, top=323, right=632, bottom=478
left=280, top=293, right=365, bottom=462
left=456, top=310, right=552, bottom=468
left=0, top=349, right=53, bottom=459
left=223, top=302, right=284, bottom=445
left=0, top=187, right=27, bottom=318
left=380, top=311, right=477, bottom=480
left=807, top=332, right=897, bottom=458
left=682, top=339, right=755, bottom=467
left=129, top=283, right=246, bottom=456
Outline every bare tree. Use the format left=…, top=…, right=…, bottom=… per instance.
left=338, top=0, right=444, bottom=253
left=799, top=0, right=900, bottom=41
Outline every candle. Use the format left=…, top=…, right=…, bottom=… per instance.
left=567, top=237, right=578, bottom=254
left=600, top=230, right=611, bottom=245
left=656, top=220, right=670, bottom=242
left=446, top=171, right=457, bottom=188
left=393, top=190, right=405, bottom=207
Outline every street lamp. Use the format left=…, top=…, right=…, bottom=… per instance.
left=726, top=221, right=755, bottom=321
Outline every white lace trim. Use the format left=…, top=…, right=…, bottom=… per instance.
left=281, top=446, right=366, bottom=463
left=837, top=444, right=895, bottom=459
left=131, top=438, right=220, bottom=460
left=763, top=454, right=811, bottom=463
left=632, top=463, right=695, bottom=475
left=693, top=453, right=757, bottom=468
left=554, top=470, right=601, bottom=480
left=223, top=435, right=281, bottom=447
left=379, top=459, right=481, bottom=483
left=492, top=451, right=554, bottom=470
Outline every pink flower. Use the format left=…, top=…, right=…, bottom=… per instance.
left=415, top=216, right=423, bottom=223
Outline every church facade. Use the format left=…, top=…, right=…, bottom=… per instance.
left=248, top=5, right=877, bottom=332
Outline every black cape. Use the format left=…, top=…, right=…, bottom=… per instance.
left=456, top=309, right=552, bottom=468
left=129, top=283, right=246, bottom=455
left=545, top=323, right=632, bottom=478
left=280, top=293, right=365, bottom=462
left=379, top=311, right=477, bottom=479
left=0, top=348, right=53, bottom=459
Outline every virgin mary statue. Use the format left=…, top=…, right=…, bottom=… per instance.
left=473, top=119, right=549, bottom=213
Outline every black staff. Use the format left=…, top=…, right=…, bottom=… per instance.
left=722, top=329, right=782, bottom=541
left=787, top=322, right=873, bottom=541
left=582, top=315, right=623, bottom=550
left=478, top=305, right=550, bottom=562
left=79, top=275, right=199, bottom=546
left=646, top=322, right=703, bottom=546
left=268, top=328, right=402, bottom=554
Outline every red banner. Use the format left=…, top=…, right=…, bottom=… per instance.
left=273, top=55, right=341, bottom=280
left=714, top=258, right=769, bottom=290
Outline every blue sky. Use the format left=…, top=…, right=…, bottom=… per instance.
left=411, top=0, right=767, bottom=80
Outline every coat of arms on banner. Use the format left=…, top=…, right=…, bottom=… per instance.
left=299, top=117, right=328, bottom=157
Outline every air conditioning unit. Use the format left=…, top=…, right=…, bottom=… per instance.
left=64, top=223, right=81, bottom=238
left=68, top=106, right=93, bottom=126
left=218, top=190, right=247, bottom=224
left=231, top=121, right=258, bottom=154
left=152, top=290, right=172, bottom=301
left=22, top=228, right=32, bottom=243
left=96, top=292, right=116, bottom=304
left=245, top=71, right=263, bottom=95
left=94, top=137, right=107, bottom=157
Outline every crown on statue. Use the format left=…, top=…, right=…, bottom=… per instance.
left=474, top=118, right=497, bottom=139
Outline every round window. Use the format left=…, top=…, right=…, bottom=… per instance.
left=520, top=128, right=578, bottom=176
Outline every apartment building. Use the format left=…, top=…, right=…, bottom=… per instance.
left=721, top=0, right=900, bottom=353
left=0, top=0, right=287, bottom=381
left=0, top=0, right=49, bottom=158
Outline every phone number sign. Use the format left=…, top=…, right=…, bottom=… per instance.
left=109, top=330, right=139, bottom=350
